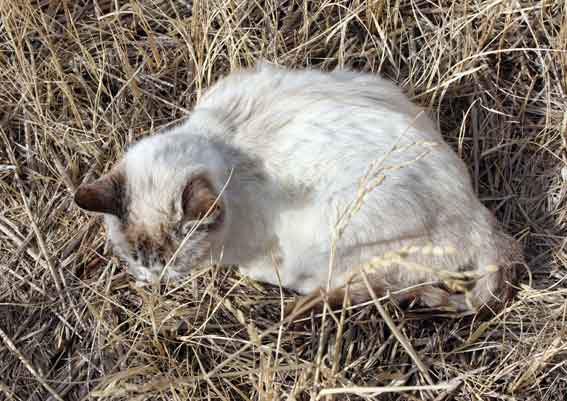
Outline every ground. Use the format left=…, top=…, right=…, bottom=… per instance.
left=0, top=1, right=566, bottom=400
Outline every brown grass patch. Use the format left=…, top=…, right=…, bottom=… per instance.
left=1, top=1, right=566, bottom=400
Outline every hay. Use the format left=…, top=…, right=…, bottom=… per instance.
left=1, top=0, right=566, bottom=400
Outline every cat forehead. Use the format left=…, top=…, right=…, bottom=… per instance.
left=125, top=194, right=180, bottom=236
left=121, top=146, right=202, bottom=201
left=120, top=156, right=188, bottom=220
left=124, top=156, right=186, bottom=189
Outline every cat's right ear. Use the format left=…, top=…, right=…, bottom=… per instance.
left=181, top=174, right=224, bottom=228
left=74, top=170, right=126, bottom=217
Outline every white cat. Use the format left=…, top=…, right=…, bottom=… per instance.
left=75, top=63, right=523, bottom=314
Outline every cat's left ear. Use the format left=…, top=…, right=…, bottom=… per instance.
left=182, top=174, right=224, bottom=228
left=74, top=169, right=126, bottom=217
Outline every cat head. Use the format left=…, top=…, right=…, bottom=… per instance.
left=74, top=132, right=229, bottom=285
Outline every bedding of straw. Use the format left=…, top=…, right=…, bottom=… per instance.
left=1, top=1, right=566, bottom=400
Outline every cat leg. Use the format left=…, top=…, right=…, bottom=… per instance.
left=284, top=281, right=471, bottom=318
left=463, top=233, right=523, bottom=315
left=463, top=264, right=518, bottom=315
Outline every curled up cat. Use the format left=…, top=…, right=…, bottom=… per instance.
left=75, top=63, right=524, bottom=316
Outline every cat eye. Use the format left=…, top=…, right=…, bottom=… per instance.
left=180, top=219, right=216, bottom=234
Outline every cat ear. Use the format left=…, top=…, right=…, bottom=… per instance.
left=182, top=175, right=224, bottom=227
left=74, top=169, right=126, bottom=217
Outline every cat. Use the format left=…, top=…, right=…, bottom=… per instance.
left=75, top=63, right=523, bottom=315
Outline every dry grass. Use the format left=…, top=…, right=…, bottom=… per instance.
left=1, top=0, right=566, bottom=400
